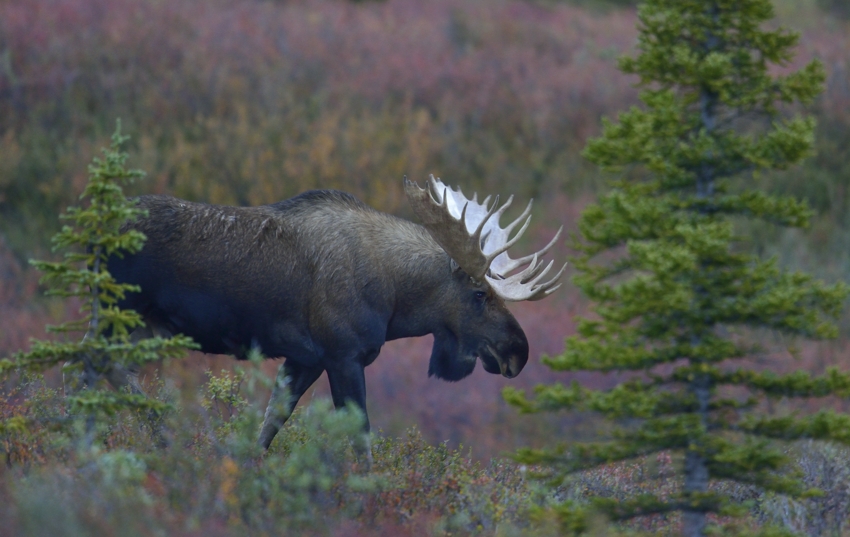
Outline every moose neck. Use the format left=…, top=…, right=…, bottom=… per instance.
left=376, top=218, right=458, bottom=342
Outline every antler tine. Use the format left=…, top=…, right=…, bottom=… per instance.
left=475, top=193, right=499, bottom=231
left=520, top=256, right=551, bottom=285
left=427, top=174, right=441, bottom=195
left=479, top=195, right=512, bottom=249
left=501, top=198, right=530, bottom=237
left=485, top=214, right=531, bottom=265
left=530, top=261, right=568, bottom=300
left=404, top=176, right=566, bottom=300
left=529, top=261, right=568, bottom=300
left=536, top=225, right=563, bottom=258
left=486, top=258, right=567, bottom=302
left=482, top=199, right=530, bottom=273
left=494, top=225, right=563, bottom=276
left=524, top=259, right=554, bottom=286
left=428, top=175, right=451, bottom=210
left=534, top=282, right=563, bottom=301
left=482, top=198, right=531, bottom=258
left=460, top=199, right=495, bottom=249
left=492, top=195, right=515, bottom=221
left=528, top=257, right=568, bottom=289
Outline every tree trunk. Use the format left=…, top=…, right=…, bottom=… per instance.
left=683, top=373, right=710, bottom=537
left=684, top=5, right=721, bottom=534
left=82, top=245, right=102, bottom=448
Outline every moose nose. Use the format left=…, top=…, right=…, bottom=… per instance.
left=502, top=354, right=526, bottom=378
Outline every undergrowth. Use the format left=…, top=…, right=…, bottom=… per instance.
left=3, top=367, right=850, bottom=536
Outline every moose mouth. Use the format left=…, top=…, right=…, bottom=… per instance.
left=477, top=345, right=518, bottom=378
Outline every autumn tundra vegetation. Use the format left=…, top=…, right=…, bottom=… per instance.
left=3, top=0, right=850, bottom=535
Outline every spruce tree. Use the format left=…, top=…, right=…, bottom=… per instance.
left=505, top=1, right=850, bottom=535
left=10, top=123, right=195, bottom=443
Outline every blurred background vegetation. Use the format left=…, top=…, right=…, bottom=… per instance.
left=1, top=0, right=850, bottom=459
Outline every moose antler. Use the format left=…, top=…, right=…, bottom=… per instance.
left=404, top=175, right=566, bottom=301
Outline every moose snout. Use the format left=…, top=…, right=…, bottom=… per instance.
left=480, top=341, right=528, bottom=379
left=501, top=352, right=527, bottom=378
left=503, top=328, right=529, bottom=378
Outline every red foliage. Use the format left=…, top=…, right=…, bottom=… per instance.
left=0, top=0, right=639, bottom=129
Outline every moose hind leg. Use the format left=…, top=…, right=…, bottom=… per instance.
left=103, top=362, right=145, bottom=397
left=102, top=324, right=155, bottom=397
left=101, top=325, right=169, bottom=445
left=259, top=361, right=324, bottom=450
left=64, top=325, right=154, bottom=397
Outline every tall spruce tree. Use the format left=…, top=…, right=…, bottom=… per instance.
left=504, top=1, right=850, bottom=535
left=10, top=123, right=195, bottom=444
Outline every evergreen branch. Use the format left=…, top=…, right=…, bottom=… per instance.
left=582, top=380, right=682, bottom=419
left=720, top=367, right=850, bottom=398
left=730, top=268, right=847, bottom=337
left=704, top=437, right=803, bottom=495
left=553, top=330, right=749, bottom=373
left=739, top=411, right=850, bottom=445
left=515, top=415, right=704, bottom=476
left=14, top=340, right=88, bottom=370
left=68, top=391, right=171, bottom=416
left=683, top=190, right=812, bottom=228
left=593, top=491, right=726, bottom=521
left=513, top=441, right=661, bottom=476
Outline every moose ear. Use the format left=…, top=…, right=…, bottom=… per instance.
left=428, top=330, right=476, bottom=381
left=450, top=258, right=462, bottom=273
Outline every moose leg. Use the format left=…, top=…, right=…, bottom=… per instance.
left=259, top=361, right=324, bottom=449
left=102, top=324, right=155, bottom=397
left=63, top=325, right=154, bottom=396
left=102, top=362, right=145, bottom=396
left=101, top=325, right=170, bottom=446
left=325, top=360, right=372, bottom=466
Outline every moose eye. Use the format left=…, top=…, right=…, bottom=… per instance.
left=474, top=291, right=486, bottom=301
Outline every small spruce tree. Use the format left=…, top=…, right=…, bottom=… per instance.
left=11, top=123, right=195, bottom=443
left=505, top=1, right=850, bottom=535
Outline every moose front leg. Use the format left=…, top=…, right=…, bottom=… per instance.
left=259, top=361, right=324, bottom=449
left=325, top=358, right=373, bottom=467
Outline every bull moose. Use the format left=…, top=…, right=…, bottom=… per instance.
left=102, top=176, right=565, bottom=450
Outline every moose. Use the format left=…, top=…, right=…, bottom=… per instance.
left=101, top=176, right=565, bottom=450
